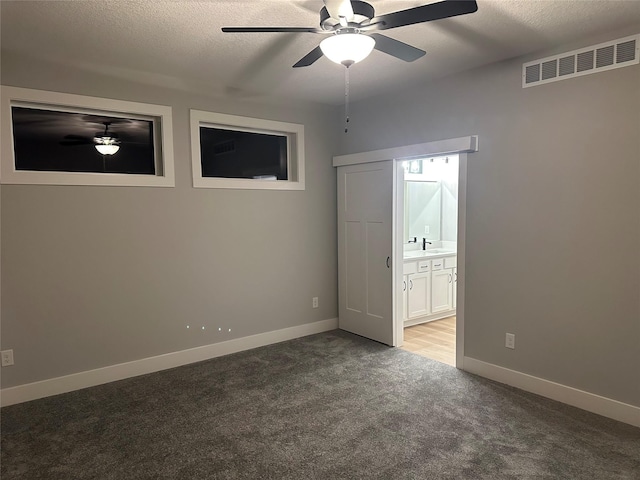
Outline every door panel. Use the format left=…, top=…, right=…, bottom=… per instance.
left=345, top=221, right=363, bottom=313
left=338, top=161, right=393, bottom=345
left=365, top=220, right=386, bottom=319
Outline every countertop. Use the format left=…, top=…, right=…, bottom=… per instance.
left=403, top=250, right=457, bottom=261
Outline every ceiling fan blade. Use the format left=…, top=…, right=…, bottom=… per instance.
left=293, top=46, right=324, bottom=68
left=323, top=0, right=354, bottom=22
left=358, top=21, right=386, bottom=33
left=372, top=0, right=478, bottom=31
left=370, top=34, right=426, bottom=62
left=63, top=134, right=92, bottom=141
left=60, top=140, right=91, bottom=146
left=222, top=26, right=321, bottom=33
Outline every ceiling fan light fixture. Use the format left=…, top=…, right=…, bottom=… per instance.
left=95, top=140, right=120, bottom=156
left=94, top=122, right=120, bottom=155
left=320, top=32, right=375, bottom=66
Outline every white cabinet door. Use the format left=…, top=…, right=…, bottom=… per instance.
left=338, top=161, right=394, bottom=345
left=402, top=275, right=408, bottom=321
left=453, top=268, right=457, bottom=309
left=431, top=268, right=453, bottom=313
left=407, top=272, right=431, bottom=318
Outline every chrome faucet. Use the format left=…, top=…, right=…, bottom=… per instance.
left=422, top=238, right=432, bottom=250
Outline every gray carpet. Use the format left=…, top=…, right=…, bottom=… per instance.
left=1, top=330, right=639, bottom=479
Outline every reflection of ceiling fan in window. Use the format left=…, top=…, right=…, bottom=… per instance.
left=60, top=121, right=122, bottom=156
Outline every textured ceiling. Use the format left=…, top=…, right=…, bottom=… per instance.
left=1, top=1, right=639, bottom=105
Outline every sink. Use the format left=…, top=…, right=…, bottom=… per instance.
left=404, top=249, right=455, bottom=259
left=403, top=251, right=426, bottom=258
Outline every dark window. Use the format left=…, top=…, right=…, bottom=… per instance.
left=11, top=107, right=156, bottom=175
left=199, top=127, right=288, bottom=180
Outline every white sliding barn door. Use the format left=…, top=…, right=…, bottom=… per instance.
left=337, top=161, right=394, bottom=345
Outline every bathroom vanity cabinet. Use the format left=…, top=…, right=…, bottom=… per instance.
left=403, top=253, right=457, bottom=326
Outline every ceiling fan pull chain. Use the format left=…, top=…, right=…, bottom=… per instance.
left=344, top=65, right=350, bottom=133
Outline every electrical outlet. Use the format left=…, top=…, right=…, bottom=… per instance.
left=424, top=226, right=430, bottom=234
left=505, top=333, right=515, bottom=349
left=312, top=297, right=319, bottom=309
left=1, top=349, right=14, bottom=367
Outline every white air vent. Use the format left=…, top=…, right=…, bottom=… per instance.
left=523, top=34, right=639, bottom=88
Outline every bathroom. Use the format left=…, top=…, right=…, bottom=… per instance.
left=401, top=154, right=459, bottom=366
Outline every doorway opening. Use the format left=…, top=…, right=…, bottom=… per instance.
left=333, top=135, right=476, bottom=368
left=397, top=155, right=459, bottom=366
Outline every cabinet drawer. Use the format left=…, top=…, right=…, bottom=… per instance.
left=431, top=258, right=444, bottom=271
left=418, top=260, right=430, bottom=272
left=403, top=261, right=417, bottom=275
left=444, top=256, right=457, bottom=269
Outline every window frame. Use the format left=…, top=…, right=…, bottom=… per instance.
left=0, top=86, right=175, bottom=187
left=190, top=109, right=305, bottom=191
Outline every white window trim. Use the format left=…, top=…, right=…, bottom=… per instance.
left=0, top=86, right=175, bottom=187
left=190, top=110, right=305, bottom=191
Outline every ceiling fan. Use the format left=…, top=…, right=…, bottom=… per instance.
left=222, top=0, right=479, bottom=68
left=60, top=121, right=122, bottom=156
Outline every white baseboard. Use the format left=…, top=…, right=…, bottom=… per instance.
left=1, top=318, right=338, bottom=407
left=463, top=356, right=640, bottom=428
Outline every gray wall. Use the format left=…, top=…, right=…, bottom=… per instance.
left=338, top=28, right=640, bottom=407
left=1, top=52, right=339, bottom=388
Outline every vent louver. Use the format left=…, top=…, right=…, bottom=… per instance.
left=525, top=64, right=540, bottom=83
left=596, top=45, right=615, bottom=68
left=541, top=59, right=557, bottom=80
left=576, top=50, right=594, bottom=72
left=523, top=34, right=638, bottom=88
left=558, top=55, right=575, bottom=76
left=616, top=39, right=636, bottom=63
